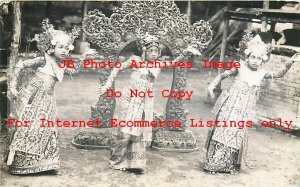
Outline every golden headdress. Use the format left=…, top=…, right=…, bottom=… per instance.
left=137, top=32, right=160, bottom=51
left=245, top=35, right=273, bottom=60
left=239, top=29, right=274, bottom=61
left=32, top=19, right=80, bottom=53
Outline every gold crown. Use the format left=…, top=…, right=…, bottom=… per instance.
left=32, top=19, right=80, bottom=53
left=246, top=35, right=273, bottom=55
left=136, top=32, right=160, bottom=51
left=239, top=28, right=273, bottom=59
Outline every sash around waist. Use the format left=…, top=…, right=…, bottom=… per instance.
left=22, top=71, right=57, bottom=97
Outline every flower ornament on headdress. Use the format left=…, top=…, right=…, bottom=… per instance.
left=32, top=19, right=80, bottom=53
left=242, top=32, right=274, bottom=61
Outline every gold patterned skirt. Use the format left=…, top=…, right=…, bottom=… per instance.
left=7, top=73, right=60, bottom=174
left=110, top=131, right=147, bottom=171
left=204, top=81, right=257, bottom=173
left=109, top=74, right=153, bottom=172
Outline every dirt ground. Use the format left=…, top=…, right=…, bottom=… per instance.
left=1, top=71, right=300, bottom=187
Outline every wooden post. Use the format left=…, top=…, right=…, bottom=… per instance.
left=187, top=1, right=191, bottom=25
left=262, top=0, right=269, bottom=32
left=219, top=2, right=231, bottom=71
left=82, top=1, right=88, bottom=41
left=8, top=1, right=21, bottom=86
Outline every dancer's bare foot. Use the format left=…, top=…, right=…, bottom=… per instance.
left=205, top=170, right=216, bottom=175
left=230, top=170, right=239, bottom=175
left=109, top=163, right=126, bottom=171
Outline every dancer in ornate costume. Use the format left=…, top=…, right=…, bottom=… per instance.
left=204, top=32, right=300, bottom=174
left=99, top=33, right=200, bottom=173
left=6, top=19, right=96, bottom=174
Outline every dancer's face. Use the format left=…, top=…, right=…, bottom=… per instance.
left=145, top=46, right=160, bottom=61
left=248, top=48, right=264, bottom=70
left=53, top=37, right=72, bottom=60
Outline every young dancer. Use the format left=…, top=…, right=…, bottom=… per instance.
left=204, top=32, right=299, bottom=174
left=99, top=33, right=200, bottom=173
left=7, top=19, right=96, bottom=174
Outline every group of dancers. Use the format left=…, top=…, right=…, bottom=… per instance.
left=5, top=18, right=299, bottom=175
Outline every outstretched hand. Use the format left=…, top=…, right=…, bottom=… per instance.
left=207, top=87, right=215, bottom=101
left=184, top=44, right=201, bottom=56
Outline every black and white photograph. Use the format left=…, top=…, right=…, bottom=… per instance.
left=0, top=0, right=300, bottom=186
